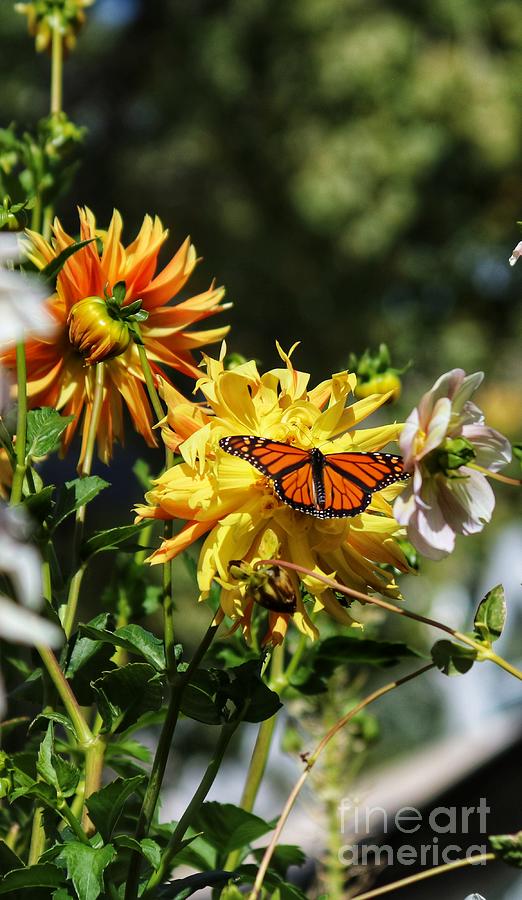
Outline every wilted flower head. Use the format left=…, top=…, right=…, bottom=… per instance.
left=0, top=235, right=57, bottom=345
left=0, top=208, right=229, bottom=465
left=0, top=504, right=62, bottom=718
left=394, top=369, right=511, bottom=560
left=136, top=345, right=411, bottom=645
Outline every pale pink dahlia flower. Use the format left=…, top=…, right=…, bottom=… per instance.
left=394, top=369, right=511, bottom=560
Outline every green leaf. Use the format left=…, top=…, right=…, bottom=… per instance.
left=30, top=711, right=76, bottom=737
left=193, top=802, right=274, bottom=856
left=55, top=842, right=116, bottom=900
left=431, top=640, right=476, bottom=675
left=473, top=584, right=506, bottom=645
left=252, top=844, right=306, bottom=876
left=40, top=238, right=94, bottom=283
left=226, top=661, right=282, bottom=723
left=181, top=670, right=225, bottom=725
left=37, top=724, right=59, bottom=789
left=52, top=477, right=109, bottom=530
left=86, top=775, right=146, bottom=842
left=291, top=635, right=422, bottom=694
left=91, top=663, right=164, bottom=733
left=66, top=613, right=115, bottom=705
left=25, top=408, right=74, bottom=460
left=78, top=623, right=166, bottom=671
left=36, top=723, right=79, bottom=797
left=22, top=485, right=55, bottom=524
left=489, top=830, right=522, bottom=867
left=316, top=635, right=421, bottom=667
left=0, top=842, right=23, bottom=877
left=114, top=835, right=162, bottom=869
left=0, top=863, right=65, bottom=894
left=156, top=870, right=234, bottom=899
left=82, top=523, right=148, bottom=559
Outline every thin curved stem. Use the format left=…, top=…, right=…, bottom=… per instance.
left=351, top=851, right=496, bottom=899
left=469, top=462, right=521, bottom=486
left=248, top=664, right=435, bottom=900
left=257, top=559, right=522, bottom=682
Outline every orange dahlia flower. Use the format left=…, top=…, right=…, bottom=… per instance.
left=1, top=208, right=229, bottom=464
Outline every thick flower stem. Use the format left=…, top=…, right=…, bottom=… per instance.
left=28, top=809, right=46, bottom=864
left=61, top=362, right=105, bottom=638
left=37, top=645, right=92, bottom=746
left=10, top=342, right=28, bottom=505
left=248, top=663, right=435, bottom=900
left=351, top=851, right=496, bottom=899
left=81, top=735, right=107, bottom=831
left=143, top=718, right=241, bottom=897
left=136, top=338, right=165, bottom=424
left=124, top=611, right=223, bottom=900
left=258, top=559, right=522, bottom=683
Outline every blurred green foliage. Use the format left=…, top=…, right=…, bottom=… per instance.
left=1, top=0, right=522, bottom=407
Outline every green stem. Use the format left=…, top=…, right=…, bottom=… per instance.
left=144, top=718, right=242, bottom=897
left=162, top=527, right=177, bottom=674
left=81, top=736, right=107, bottom=832
left=352, top=851, right=496, bottom=899
left=10, top=343, right=28, bottom=505
left=50, top=23, right=63, bottom=116
left=248, top=664, right=435, bottom=900
left=57, top=800, right=90, bottom=844
left=61, top=362, right=105, bottom=638
left=257, top=559, right=522, bottom=683
left=224, top=643, right=299, bottom=872
left=27, top=808, right=46, bottom=864
left=37, top=645, right=92, bottom=746
left=124, top=610, right=223, bottom=900
left=135, top=335, right=176, bottom=668
left=135, top=334, right=165, bottom=424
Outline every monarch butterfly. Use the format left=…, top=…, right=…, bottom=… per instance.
left=219, top=435, right=408, bottom=519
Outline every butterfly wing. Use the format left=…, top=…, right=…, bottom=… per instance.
left=219, top=438, right=407, bottom=519
left=219, top=435, right=321, bottom=514
left=325, top=452, right=408, bottom=493
left=219, top=436, right=309, bottom=477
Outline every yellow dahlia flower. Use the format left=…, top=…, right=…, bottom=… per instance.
left=1, top=208, right=229, bottom=465
left=136, top=345, right=411, bottom=645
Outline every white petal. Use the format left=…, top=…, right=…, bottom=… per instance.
left=0, top=596, right=62, bottom=646
left=460, top=424, right=512, bottom=472
left=451, top=371, right=483, bottom=412
left=438, top=469, right=495, bottom=536
left=0, top=235, right=20, bottom=265
left=509, top=240, right=522, bottom=266
left=419, top=396, right=451, bottom=458
left=0, top=269, right=56, bottom=345
left=0, top=506, right=43, bottom=609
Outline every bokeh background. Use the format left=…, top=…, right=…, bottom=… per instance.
left=2, top=1, right=522, bottom=897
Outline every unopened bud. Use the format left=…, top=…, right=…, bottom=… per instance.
left=68, top=295, right=131, bottom=365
